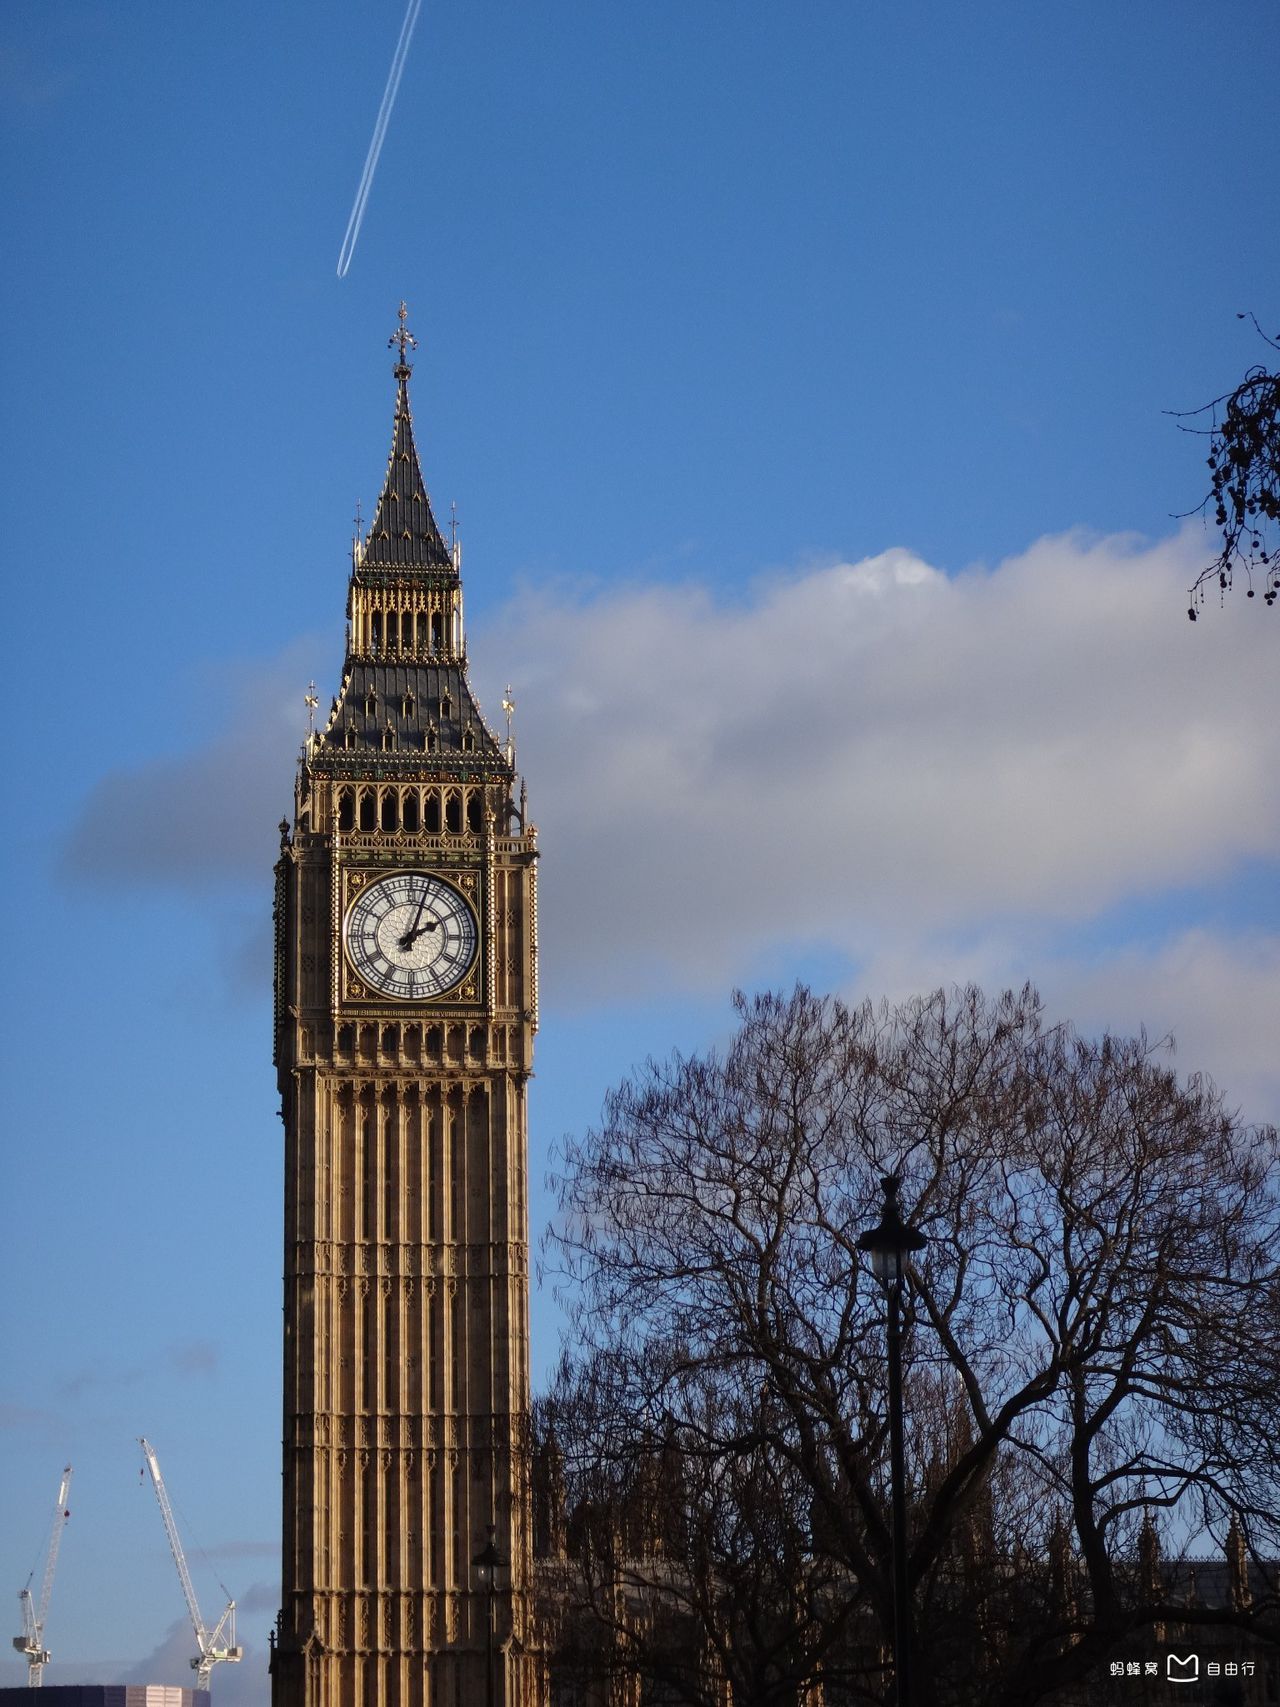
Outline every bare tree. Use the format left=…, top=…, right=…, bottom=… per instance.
left=1178, top=315, right=1280, bottom=617
left=544, top=986, right=1280, bottom=1707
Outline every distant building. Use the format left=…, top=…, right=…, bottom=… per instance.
left=530, top=1446, right=1280, bottom=1707
left=0, top=1689, right=209, bottom=1707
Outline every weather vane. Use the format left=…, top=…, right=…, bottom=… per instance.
left=305, top=681, right=319, bottom=735
left=389, top=300, right=418, bottom=371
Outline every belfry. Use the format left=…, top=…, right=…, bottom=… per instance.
left=272, top=306, right=540, bottom=1707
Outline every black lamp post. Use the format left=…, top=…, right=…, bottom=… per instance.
left=857, top=1173, right=927, bottom=1707
left=473, top=1524, right=505, bottom=1707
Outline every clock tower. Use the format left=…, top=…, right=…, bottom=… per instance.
left=272, top=308, right=540, bottom=1707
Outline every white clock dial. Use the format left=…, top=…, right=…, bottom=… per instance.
left=344, top=872, right=478, bottom=1000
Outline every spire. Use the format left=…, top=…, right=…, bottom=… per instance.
left=1226, top=1513, right=1251, bottom=1612
left=358, top=302, right=453, bottom=571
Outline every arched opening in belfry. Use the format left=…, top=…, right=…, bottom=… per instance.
left=338, top=788, right=356, bottom=833
left=380, top=791, right=397, bottom=832
left=466, top=793, right=482, bottom=834
left=431, top=611, right=443, bottom=651
left=424, top=792, right=441, bottom=833
left=371, top=612, right=382, bottom=652
left=445, top=792, right=462, bottom=834
left=359, top=790, right=376, bottom=833
left=402, top=791, right=420, bottom=833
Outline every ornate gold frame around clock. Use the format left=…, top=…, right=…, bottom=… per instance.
left=334, top=863, right=484, bottom=1010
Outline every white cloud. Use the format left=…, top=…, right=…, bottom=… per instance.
left=1041, top=929, right=1280, bottom=1125
left=59, top=529, right=1276, bottom=1116
left=62, top=640, right=321, bottom=888
left=474, top=526, right=1277, bottom=1003
left=845, top=926, right=1280, bottom=1127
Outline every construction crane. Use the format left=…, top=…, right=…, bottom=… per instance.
left=138, top=1439, right=242, bottom=1692
left=13, top=1463, right=73, bottom=1687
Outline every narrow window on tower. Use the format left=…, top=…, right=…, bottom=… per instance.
left=445, top=792, right=461, bottom=833
left=461, top=725, right=475, bottom=753
left=380, top=788, right=397, bottom=829
left=402, top=791, right=419, bottom=833
left=402, top=690, right=415, bottom=718
left=450, top=1110, right=461, bottom=1239
left=384, top=1099, right=399, bottom=1249
left=439, top=694, right=451, bottom=719
left=359, top=790, right=376, bottom=833
left=452, top=1462, right=464, bottom=1587
left=450, top=1286, right=462, bottom=1418
left=425, top=791, right=441, bottom=832
left=365, top=688, right=378, bottom=718
left=385, top=611, right=399, bottom=652
left=431, top=611, right=443, bottom=651
left=363, top=1435, right=378, bottom=1585
left=466, top=792, right=482, bottom=833
left=362, top=1104, right=375, bottom=1240
left=426, top=1109, right=439, bottom=1240
left=338, top=788, right=356, bottom=832
left=371, top=613, right=382, bottom=653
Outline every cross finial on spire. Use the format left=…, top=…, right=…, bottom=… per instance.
left=501, top=684, right=516, bottom=766
left=389, top=300, right=418, bottom=376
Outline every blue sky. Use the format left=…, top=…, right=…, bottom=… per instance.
left=2, top=1, right=1277, bottom=1698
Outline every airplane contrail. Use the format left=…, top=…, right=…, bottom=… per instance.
left=336, top=0, right=423, bottom=279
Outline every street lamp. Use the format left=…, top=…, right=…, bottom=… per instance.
left=473, top=1524, right=505, bottom=1707
left=858, top=1173, right=927, bottom=1707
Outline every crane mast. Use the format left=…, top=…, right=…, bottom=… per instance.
left=138, top=1439, right=242, bottom=1692
left=12, top=1464, right=73, bottom=1688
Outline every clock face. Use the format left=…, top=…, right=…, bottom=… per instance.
left=344, top=872, right=478, bottom=1000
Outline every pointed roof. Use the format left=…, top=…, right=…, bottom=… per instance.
left=358, top=308, right=453, bottom=573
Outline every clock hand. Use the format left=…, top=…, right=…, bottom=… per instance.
left=398, top=916, right=440, bottom=950
left=397, top=885, right=431, bottom=949
left=407, top=886, right=429, bottom=935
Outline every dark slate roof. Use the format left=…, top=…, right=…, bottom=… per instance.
left=358, top=372, right=453, bottom=572
left=317, top=662, right=509, bottom=773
